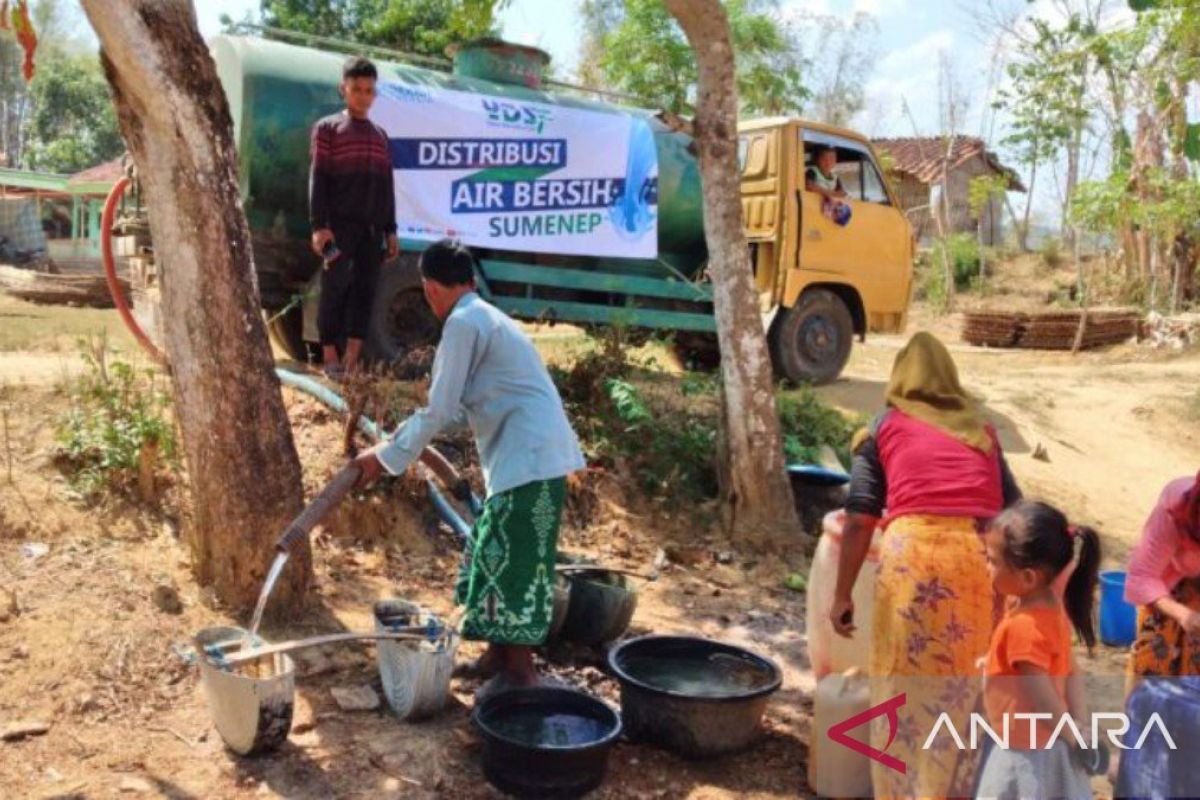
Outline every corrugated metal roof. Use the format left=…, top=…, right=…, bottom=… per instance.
left=0, top=167, right=69, bottom=192
left=873, top=135, right=1026, bottom=192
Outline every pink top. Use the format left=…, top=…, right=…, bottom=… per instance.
left=876, top=411, right=1005, bottom=524
left=1125, top=477, right=1200, bottom=606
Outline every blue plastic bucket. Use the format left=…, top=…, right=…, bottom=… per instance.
left=1099, top=570, right=1137, bottom=647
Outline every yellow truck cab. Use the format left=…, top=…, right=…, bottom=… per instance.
left=739, top=118, right=914, bottom=383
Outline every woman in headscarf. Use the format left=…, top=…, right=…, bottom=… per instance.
left=1125, top=471, right=1200, bottom=680
left=831, top=332, right=1022, bottom=799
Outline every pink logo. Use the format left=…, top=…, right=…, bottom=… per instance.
left=827, top=693, right=907, bottom=774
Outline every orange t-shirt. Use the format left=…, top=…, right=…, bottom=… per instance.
left=983, top=605, right=1073, bottom=749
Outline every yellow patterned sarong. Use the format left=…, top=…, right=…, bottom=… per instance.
left=870, top=515, right=996, bottom=800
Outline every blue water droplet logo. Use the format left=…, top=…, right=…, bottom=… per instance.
left=609, top=119, right=658, bottom=240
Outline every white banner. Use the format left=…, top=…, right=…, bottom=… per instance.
left=373, top=83, right=659, bottom=259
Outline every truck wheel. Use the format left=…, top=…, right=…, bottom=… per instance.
left=266, top=305, right=308, bottom=363
left=365, top=254, right=440, bottom=363
left=770, top=289, right=853, bottom=385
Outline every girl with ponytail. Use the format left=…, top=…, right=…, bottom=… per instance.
left=976, top=501, right=1102, bottom=799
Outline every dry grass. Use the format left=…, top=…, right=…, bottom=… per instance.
left=0, top=294, right=136, bottom=353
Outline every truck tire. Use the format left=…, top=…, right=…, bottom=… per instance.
left=770, top=289, right=853, bottom=385
left=265, top=305, right=308, bottom=363
left=365, top=254, right=440, bottom=363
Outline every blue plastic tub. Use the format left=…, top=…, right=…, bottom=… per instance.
left=1099, top=570, right=1137, bottom=647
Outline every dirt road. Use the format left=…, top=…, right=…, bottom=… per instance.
left=819, top=321, right=1200, bottom=565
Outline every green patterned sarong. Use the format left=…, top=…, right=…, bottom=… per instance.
left=454, top=478, right=565, bottom=645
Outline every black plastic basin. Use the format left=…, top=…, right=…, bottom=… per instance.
left=559, top=568, right=638, bottom=647
left=608, top=635, right=781, bottom=759
left=473, top=687, right=622, bottom=798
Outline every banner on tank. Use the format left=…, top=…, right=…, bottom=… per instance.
left=374, top=82, right=659, bottom=258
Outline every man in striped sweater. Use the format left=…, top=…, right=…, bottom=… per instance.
left=309, top=56, right=399, bottom=378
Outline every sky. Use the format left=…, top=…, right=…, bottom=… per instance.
left=190, top=0, right=1039, bottom=145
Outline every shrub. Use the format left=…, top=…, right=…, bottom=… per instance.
left=55, top=339, right=177, bottom=499
left=1040, top=237, right=1063, bottom=269
left=916, top=252, right=950, bottom=312
left=776, top=387, right=860, bottom=467
left=931, top=233, right=982, bottom=290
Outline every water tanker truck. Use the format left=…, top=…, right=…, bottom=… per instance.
left=122, top=34, right=914, bottom=384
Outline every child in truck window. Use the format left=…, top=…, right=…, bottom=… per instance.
left=805, top=146, right=851, bottom=225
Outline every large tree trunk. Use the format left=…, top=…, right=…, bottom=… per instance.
left=663, top=0, right=798, bottom=545
left=82, top=1, right=310, bottom=613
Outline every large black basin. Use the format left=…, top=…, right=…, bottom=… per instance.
left=608, top=635, right=781, bottom=759
left=559, top=567, right=637, bottom=647
left=472, top=687, right=622, bottom=798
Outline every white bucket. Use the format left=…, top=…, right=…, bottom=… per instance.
left=374, top=600, right=458, bottom=720
left=195, top=625, right=295, bottom=756
left=810, top=670, right=874, bottom=798
left=806, top=510, right=884, bottom=680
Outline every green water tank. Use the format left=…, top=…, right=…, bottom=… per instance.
left=208, top=35, right=706, bottom=302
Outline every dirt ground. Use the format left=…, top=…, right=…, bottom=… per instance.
left=0, top=275, right=1197, bottom=798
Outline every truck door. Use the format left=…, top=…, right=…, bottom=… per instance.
left=797, top=129, right=911, bottom=332
left=738, top=129, right=784, bottom=313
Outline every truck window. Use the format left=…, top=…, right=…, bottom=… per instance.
left=801, top=131, right=891, bottom=206
left=862, top=160, right=889, bottom=205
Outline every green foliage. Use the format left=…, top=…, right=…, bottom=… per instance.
left=551, top=334, right=852, bottom=505
left=776, top=387, right=858, bottom=467
left=259, top=0, right=507, bottom=57
left=1039, top=237, right=1064, bottom=270
left=589, top=0, right=808, bottom=115
left=23, top=50, right=123, bottom=173
left=931, top=234, right=982, bottom=290
left=915, top=251, right=950, bottom=313
left=992, top=13, right=1094, bottom=208
left=54, top=341, right=176, bottom=499
left=680, top=371, right=717, bottom=397
left=967, top=174, right=1009, bottom=218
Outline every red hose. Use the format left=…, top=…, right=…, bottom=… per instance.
left=101, top=176, right=167, bottom=365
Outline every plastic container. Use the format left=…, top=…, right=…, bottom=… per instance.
left=560, top=569, right=638, bottom=647
left=608, top=635, right=781, bottom=759
left=1115, top=677, right=1200, bottom=798
left=805, top=510, right=884, bottom=679
left=473, top=687, right=622, bottom=798
left=1099, top=570, right=1137, bottom=647
left=374, top=600, right=459, bottom=720
left=810, top=670, right=873, bottom=798
left=195, top=625, right=295, bottom=756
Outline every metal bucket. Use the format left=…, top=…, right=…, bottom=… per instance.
left=374, top=600, right=459, bottom=720
left=195, top=625, right=295, bottom=756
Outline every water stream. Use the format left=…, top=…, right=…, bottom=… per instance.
left=248, top=551, right=289, bottom=641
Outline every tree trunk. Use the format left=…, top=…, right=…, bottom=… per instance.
left=82, top=1, right=310, bottom=613
left=663, top=0, right=799, bottom=545
left=1019, top=151, right=1038, bottom=253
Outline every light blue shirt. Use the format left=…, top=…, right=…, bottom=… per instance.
left=377, top=292, right=586, bottom=496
